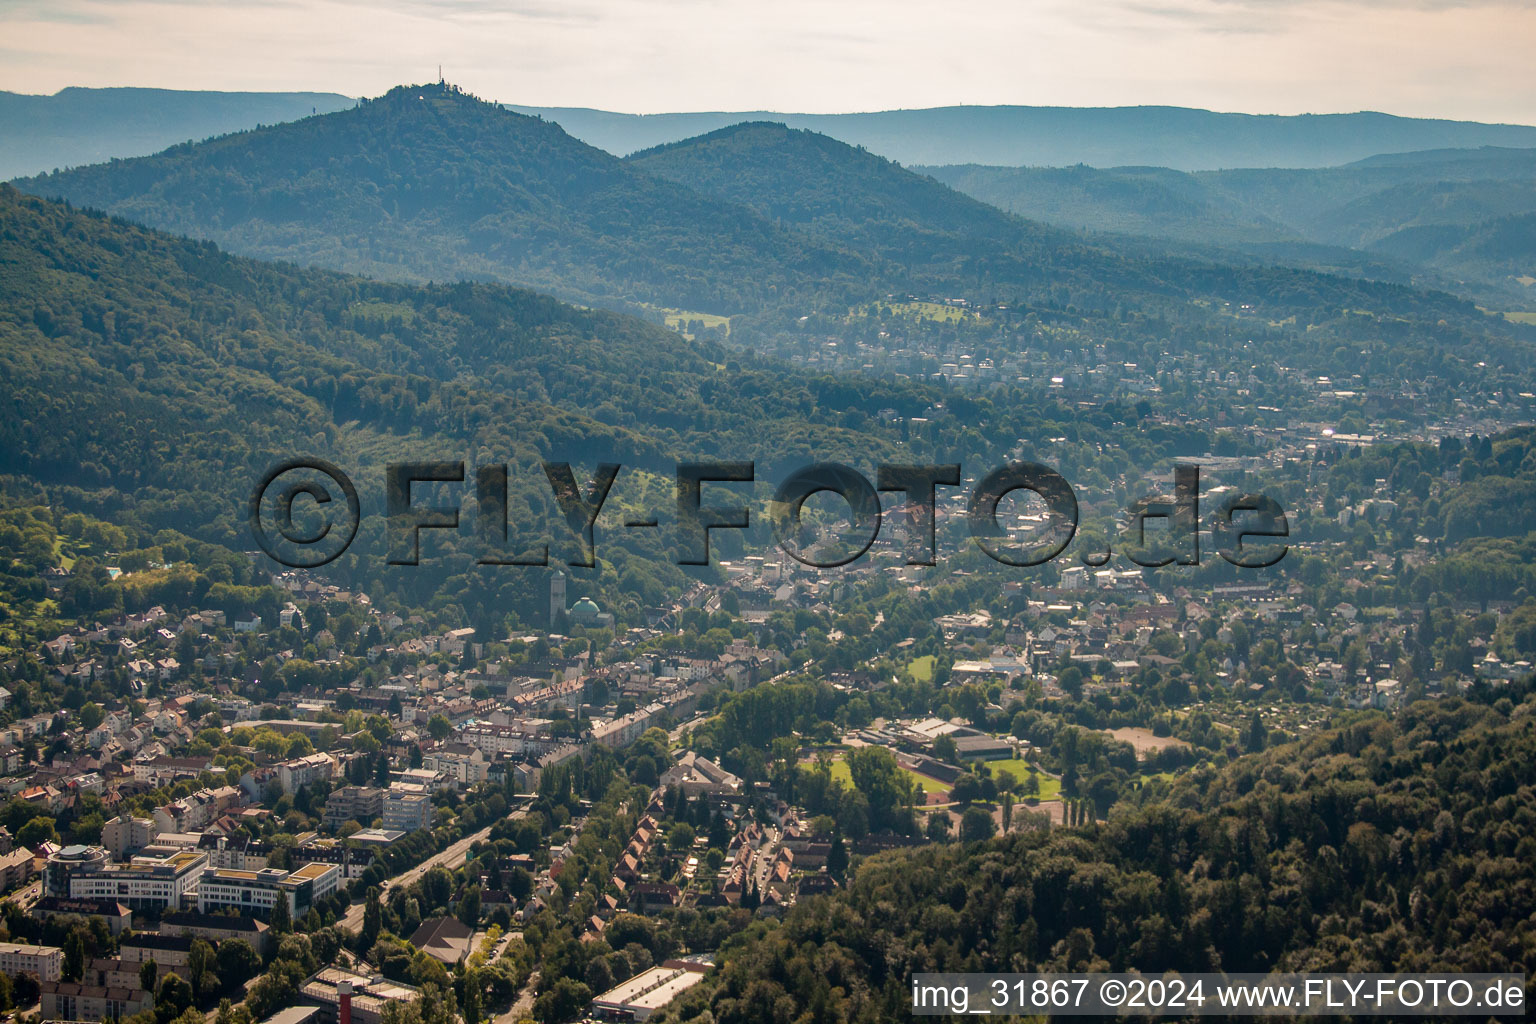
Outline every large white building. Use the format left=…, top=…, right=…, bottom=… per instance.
left=0, top=941, right=62, bottom=982
left=196, top=862, right=341, bottom=919
left=589, top=962, right=711, bottom=1022
left=67, top=850, right=208, bottom=911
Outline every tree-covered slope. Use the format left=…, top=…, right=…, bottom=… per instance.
left=11, top=84, right=881, bottom=316
left=0, top=185, right=945, bottom=626
left=626, top=121, right=1507, bottom=329
left=628, top=121, right=1043, bottom=241
left=658, top=687, right=1536, bottom=1023
left=16, top=88, right=1514, bottom=333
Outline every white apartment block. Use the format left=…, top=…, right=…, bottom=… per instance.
left=0, top=941, right=62, bottom=982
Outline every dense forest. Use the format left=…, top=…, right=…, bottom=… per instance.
left=16, top=83, right=1525, bottom=343
left=0, top=184, right=913, bottom=628
left=654, top=684, right=1536, bottom=1023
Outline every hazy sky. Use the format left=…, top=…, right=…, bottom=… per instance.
left=3, top=0, right=1534, bottom=123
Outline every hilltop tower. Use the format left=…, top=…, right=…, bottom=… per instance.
left=550, top=569, right=566, bottom=629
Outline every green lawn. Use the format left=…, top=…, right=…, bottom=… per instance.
left=652, top=306, right=732, bottom=337
left=1130, top=771, right=1180, bottom=791
left=851, top=300, right=979, bottom=324
left=990, top=759, right=1061, bottom=800
left=1503, top=311, right=1536, bottom=325
left=906, top=655, right=936, bottom=682
left=824, top=754, right=951, bottom=796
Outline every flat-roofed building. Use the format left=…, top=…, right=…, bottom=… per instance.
left=101, top=815, right=155, bottom=860
left=67, top=850, right=208, bottom=911
left=196, top=861, right=341, bottom=920
left=321, top=786, right=384, bottom=832
left=0, top=941, right=61, bottom=982
left=290, top=841, right=375, bottom=881
left=952, top=734, right=1015, bottom=761
left=382, top=783, right=432, bottom=833
left=589, top=959, right=712, bottom=1022
left=300, top=966, right=419, bottom=1024
left=45, top=845, right=111, bottom=898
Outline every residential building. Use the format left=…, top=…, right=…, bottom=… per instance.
left=131, top=756, right=213, bottom=786
left=0, top=941, right=61, bottom=982
left=382, top=783, right=433, bottom=833
left=39, top=979, right=154, bottom=1021
left=277, top=753, right=338, bottom=795
left=321, top=786, right=384, bottom=832
left=421, top=744, right=486, bottom=788
left=29, top=897, right=132, bottom=935
left=152, top=786, right=242, bottom=834
left=101, top=815, right=156, bottom=860
left=116, top=933, right=193, bottom=970
left=159, top=910, right=272, bottom=955
left=0, top=847, right=35, bottom=891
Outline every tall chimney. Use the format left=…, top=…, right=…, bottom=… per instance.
left=338, top=981, right=353, bottom=1024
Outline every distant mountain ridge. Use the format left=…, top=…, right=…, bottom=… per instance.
left=5, top=88, right=1535, bottom=178
left=16, top=85, right=1494, bottom=330
left=12, top=84, right=883, bottom=315
left=510, top=103, right=1536, bottom=170
left=0, top=86, right=355, bottom=179
left=920, top=145, right=1536, bottom=307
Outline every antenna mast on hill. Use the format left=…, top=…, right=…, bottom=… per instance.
left=439, top=65, right=444, bottom=85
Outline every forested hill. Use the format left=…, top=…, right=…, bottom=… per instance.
left=627, top=121, right=1050, bottom=242
left=626, top=120, right=1126, bottom=301
left=11, top=84, right=881, bottom=316
left=14, top=84, right=1515, bottom=336
left=623, top=118, right=1508, bottom=332
left=657, top=686, right=1536, bottom=1024
left=0, top=185, right=948, bottom=624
